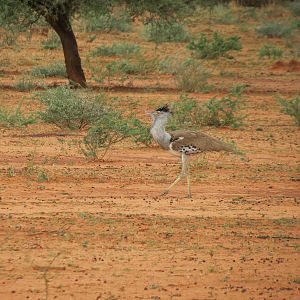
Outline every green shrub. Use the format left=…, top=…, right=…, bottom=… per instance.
left=91, top=42, right=140, bottom=57
left=288, top=2, right=300, bottom=16
left=212, top=4, right=238, bottom=24
left=173, top=58, right=211, bottom=92
left=83, top=12, right=132, bottom=32
left=142, top=20, right=190, bottom=43
left=0, top=103, right=36, bottom=128
left=256, top=22, right=294, bottom=38
left=14, top=76, right=38, bottom=91
left=32, top=62, right=66, bottom=77
left=38, top=86, right=106, bottom=130
left=259, top=44, right=283, bottom=59
left=188, top=32, right=242, bottom=59
left=41, top=33, right=61, bottom=50
left=277, top=94, right=300, bottom=126
left=170, top=89, right=245, bottom=129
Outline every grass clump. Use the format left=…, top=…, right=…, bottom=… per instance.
left=81, top=112, right=151, bottom=159
left=14, top=76, right=38, bottom=91
left=38, top=86, right=106, bottom=130
left=259, top=44, right=283, bottom=59
left=170, top=86, right=245, bottom=129
left=91, top=42, right=140, bottom=57
left=0, top=103, right=36, bottom=128
left=142, top=20, right=190, bottom=43
left=211, top=4, right=238, bottom=25
left=287, top=2, right=300, bottom=17
left=188, top=32, right=242, bottom=59
left=256, top=22, right=294, bottom=38
left=32, top=62, right=66, bottom=77
left=277, top=94, right=300, bottom=126
left=173, top=58, right=211, bottom=92
left=83, top=12, right=132, bottom=33
left=41, top=33, right=61, bottom=50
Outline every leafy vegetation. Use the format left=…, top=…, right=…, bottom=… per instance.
left=0, top=103, right=36, bottom=128
left=41, top=33, right=61, bottom=50
left=256, top=22, right=294, bottom=38
left=31, top=62, right=66, bottom=78
left=277, top=94, right=300, bottom=126
left=169, top=86, right=246, bottom=130
left=287, top=2, right=300, bottom=17
left=259, top=44, right=283, bottom=59
left=82, top=11, right=132, bottom=33
left=188, top=32, right=242, bottom=59
left=173, top=58, right=211, bottom=92
left=38, top=86, right=106, bottom=130
left=142, top=20, right=190, bottom=43
left=91, top=42, right=140, bottom=57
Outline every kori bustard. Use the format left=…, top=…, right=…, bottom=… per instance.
left=149, top=105, right=233, bottom=198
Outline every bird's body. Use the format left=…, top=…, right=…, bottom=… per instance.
left=149, top=105, right=233, bottom=197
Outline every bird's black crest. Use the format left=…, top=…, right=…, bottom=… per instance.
left=156, top=104, right=171, bottom=113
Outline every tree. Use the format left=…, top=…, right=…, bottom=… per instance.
left=0, top=0, right=195, bottom=87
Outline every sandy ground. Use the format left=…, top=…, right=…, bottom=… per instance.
left=0, top=5, right=300, bottom=300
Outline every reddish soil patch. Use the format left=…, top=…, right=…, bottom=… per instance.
left=272, top=60, right=300, bottom=72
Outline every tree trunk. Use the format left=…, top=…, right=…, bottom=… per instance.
left=45, top=13, right=87, bottom=88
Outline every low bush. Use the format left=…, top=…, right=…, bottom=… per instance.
left=170, top=87, right=246, bottom=129
left=0, top=103, right=36, bottom=128
left=83, top=12, right=132, bottom=32
left=91, top=42, right=140, bottom=57
left=38, top=86, right=106, bottom=130
left=287, top=2, right=300, bottom=17
left=259, top=44, right=283, bottom=59
left=188, top=32, right=242, bottom=59
left=277, top=94, right=300, bottom=126
left=32, top=62, right=66, bottom=77
left=41, top=33, right=61, bottom=50
left=173, top=58, right=211, bottom=92
left=14, top=76, right=38, bottom=91
left=142, top=20, right=190, bottom=43
left=81, top=112, right=152, bottom=159
left=256, top=22, right=294, bottom=38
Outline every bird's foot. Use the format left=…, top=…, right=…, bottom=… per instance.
left=160, top=190, right=169, bottom=197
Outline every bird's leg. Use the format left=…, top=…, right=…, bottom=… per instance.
left=161, top=154, right=189, bottom=196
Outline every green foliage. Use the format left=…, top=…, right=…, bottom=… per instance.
left=14, top=76, right=38, bottom=91
left=188, top=32, right=242, bottom=59
left=0, top=103, right=36, bottom=128
left=287, top=2, right=300, bottom=16
left=259, top=44, right=283, bottom=59
left=256, top=22, right=294, bottom=38
left=91, top=42, right=140, bottom=57
left=31, top=62, right=66, bottom=77
left=212, top=4, right=238, bottom=25
left=82, top=11, right=132, bottom=32
left=170, top=87, right=245, bottom=129
left=38, top=86, right=106, bottom=130
left=277, top=94, right=300, bottom=126
left=142, top=20, right=190, bottom=43
left=41, top=33, right=61, bottom=50
left=173, top=58, right=211, bottom=92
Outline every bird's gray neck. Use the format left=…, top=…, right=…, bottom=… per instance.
left=150, top=117, right=171, bottom=150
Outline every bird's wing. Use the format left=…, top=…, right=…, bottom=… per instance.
left=169, top=130, right=233, bottom=153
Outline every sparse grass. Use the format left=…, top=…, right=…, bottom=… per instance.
left=38, top=86, right=106, bottom=130
left=14, top=76, right=38, bottom=91
left=259, top=44, right=283, bottom=59
left=7, top=167, right=15, bottom=177
left=256, top=22, right=294, bottom=38
left=212, top=4, right=238, bottom=25
left=169, top=86, right=245, bottom=129
left=287, top=2, right=300, bottom=17
left=32, top=62, right=66, bottom=78
left=82, top=12, right=132, bottom=32
left=188, top=32, right=242, bottom=59
left=0, top=103, right=36, bottom=128
left=41, top=33, right=61, bottom=50
left=277, top=94, right=300, bottom=126
left=292, top=278, right=300, bottom=284
left=172, top=58, right=211, bottom=92
left=142, top=20, right=190, bottom=43
left=91, top=42, right=140, bottom=57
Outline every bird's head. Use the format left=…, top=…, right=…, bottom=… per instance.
left=148, top=104, right=173, bottom=121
